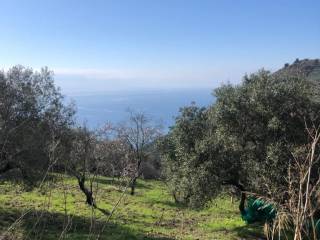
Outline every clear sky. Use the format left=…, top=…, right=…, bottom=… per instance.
left=0, top=0, right=319, bottom=93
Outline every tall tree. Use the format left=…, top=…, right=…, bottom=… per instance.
left=0, top=66, right=74, bottom=184
left=212, top=70, right=320, bottom=199
left=160, top=70, right=320, bottom=208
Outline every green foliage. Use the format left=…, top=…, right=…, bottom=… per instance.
left=159, top=104, right=220, bottom=207
left=212, top=70, right=320, bottom=198
left=0, top=66, right=75, bottom=184
left=160, top=69, right=320, bottom=208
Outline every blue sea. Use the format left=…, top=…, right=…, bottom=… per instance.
left=66, top=88, right=215, bottom=131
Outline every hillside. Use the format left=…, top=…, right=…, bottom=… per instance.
left=274, top=58, right=320, bottom=81
left=0, top=176, right=263, bottom=240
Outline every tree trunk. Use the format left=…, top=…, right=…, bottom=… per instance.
left=0, top=162, right=18, bottom=175
left=172, top=191, right=180, bottom=204
left=130, top=158, right=142, bottom=196
left=130, top=177, right=137, bottom=195
left=239, top=191, right=246, bottom=214
left=223, top=180, right=246, bottom=214
left=77, top=176, right=96, bottom=207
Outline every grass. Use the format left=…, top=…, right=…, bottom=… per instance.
left=0, top=175, right=264, bottom=239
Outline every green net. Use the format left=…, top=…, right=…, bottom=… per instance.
left=316, top=219, right=320, bottom=238
left=241, top=197, right=320, bottom=237
left=241, top=197, right=276, bottom=224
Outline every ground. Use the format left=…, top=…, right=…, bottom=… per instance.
left=0, top=175, right=263, bottom=239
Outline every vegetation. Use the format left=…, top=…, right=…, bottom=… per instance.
left=160, top=59, right=320, bottom=239
left=0, top=177, right=263, bottom=240
left=161, top=68, right=320, bottom=207
left=114, top=110, right=162, bottom=195
left=158, top=104, right=213, bottom=208
left=0, top=66, right=74, bottom=184
left=277, top=58, right=320, bottom=82
left=1, top=59, right=320, bottom=239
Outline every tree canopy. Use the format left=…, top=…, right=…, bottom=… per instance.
left=0, top=66, right=75, bottom=183
left=160, top=70, right=320, bottom=207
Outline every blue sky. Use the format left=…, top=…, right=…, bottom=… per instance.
left=0, top=0, right=319, bottom=93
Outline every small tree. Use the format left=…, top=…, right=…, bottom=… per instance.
left=159, top=104, right=216, bottom=207
left=95, top=124, right=128, bottom=180
left=68, top=126, right=97, bottom=207
left=116, top=110, right=162, bottom=195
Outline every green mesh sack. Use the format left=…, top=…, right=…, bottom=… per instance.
left=241, top=197, right=276, bottom=224
left=315, top=219, right=320, bottom=237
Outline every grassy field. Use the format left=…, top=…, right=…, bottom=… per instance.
left=0, top=175, right=263, bottom=240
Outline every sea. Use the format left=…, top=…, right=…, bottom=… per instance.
left=65, top=88, right=215, bottom=131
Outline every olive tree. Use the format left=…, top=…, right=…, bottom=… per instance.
left=0, top=66, right=74, bottom=184
left=212, top=70, right=320, bottom=200
left=159, top=104, right=213, bottom=206
left=160, top=70, right=320, bottom=209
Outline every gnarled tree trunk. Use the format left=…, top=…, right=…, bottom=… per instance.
left=77, top=176, right=96, bottom=207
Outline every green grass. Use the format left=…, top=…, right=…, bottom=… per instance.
left=0, top=175, right=263, bottom=239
